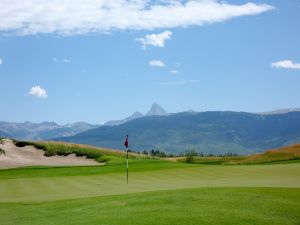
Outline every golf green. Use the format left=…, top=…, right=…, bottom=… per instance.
left=0, top=162, right=300, bottom=225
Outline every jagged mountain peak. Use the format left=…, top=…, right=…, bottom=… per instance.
left=147, top=103, right=167, bottom=116
left=104, top=104, right=167, bottom=126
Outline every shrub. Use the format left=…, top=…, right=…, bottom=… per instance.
left=185, top=150, right=198, bottom=163
left=14, top=141, right=30, bottom=147
left=0, top=147, right=5, bottom=155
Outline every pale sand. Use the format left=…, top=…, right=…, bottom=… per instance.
left=0, top=139, right=99, bottom=169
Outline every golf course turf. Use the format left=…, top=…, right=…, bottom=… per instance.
left=0, top=160, right=300, bottom=225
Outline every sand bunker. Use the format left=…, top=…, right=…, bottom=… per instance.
left=0, top=139, right=99, bottom=169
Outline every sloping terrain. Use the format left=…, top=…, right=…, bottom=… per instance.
left=243, top=143, right=300, bottom=163
left=0, top=139, right=99, bottom=168
left=184, top=143, right=300, bottom=165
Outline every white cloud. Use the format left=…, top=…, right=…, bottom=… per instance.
left=136, top=30, right=172, bottom=48
left=52, top=58, right=58, bottom=62
left=0, top=58, right=3, bottom=65
left=170, top=70, right=179, bottom=74
left=29, top=86, right=48, bottom=98
left=0, top=1, right=274, bottom=36
left=271, top=60, right=300, bottom=70
left=149, top=60, right=165, bottom=67
left=63, top=58, right=71, bottom=63
left=159, top=80, right=199, bottom=85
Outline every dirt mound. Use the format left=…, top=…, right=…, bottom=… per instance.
left=0, top=139, right=99, bottom=169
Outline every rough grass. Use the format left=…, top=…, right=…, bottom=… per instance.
left=180, top=143, right=300, bottom=165
left=244, top=144, right=300, bottom=163
left=13, top=140, right=142, bottom=164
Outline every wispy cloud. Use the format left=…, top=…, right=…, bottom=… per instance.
left=149, top=60, right=165, bottom=67
left=271, top=60, right=300, bottom=70
left=136, top=31, right=172, bottom=48
left=170, top=70, right=179, bottom=74
left=0, top=1, right=274, bottom=36
left=0, top=58, right=2, bottom=65
left=52, top=58, right=71, bottom=63
left=159, top=80, right=199, bottom=85
left=28, top=86, right=48, bottom=98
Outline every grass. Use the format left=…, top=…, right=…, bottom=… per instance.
left=1, top=141, right=300, bottom=224
left=180, top=143, right=300, bottom=165
left=1, top=187, right=299, bottom=225
left=0, top=162, right=299, bottom=203
left=0, top=160, right=189, bottom=180
left=0, top=163, right=299, bottom=225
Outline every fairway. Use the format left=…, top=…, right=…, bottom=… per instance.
left=0, top=161, right=300, bottom=225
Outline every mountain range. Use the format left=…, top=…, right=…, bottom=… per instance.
left=0, top=130, right=10, bottom=138
left=0, top=103, right=167, bottom=140
left=0, top=121, right=99, bottom=140
left=1, top=104, right=300, bottom=154
left=55, top=111, right=300, bottom=154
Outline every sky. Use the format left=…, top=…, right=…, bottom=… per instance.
left=0, top=0, right=299, bottom=124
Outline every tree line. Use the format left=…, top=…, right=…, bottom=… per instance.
left=128, top=149, right=239, bottom=158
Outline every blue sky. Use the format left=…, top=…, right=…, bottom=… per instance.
left=0, top=0, right=299, bottom=124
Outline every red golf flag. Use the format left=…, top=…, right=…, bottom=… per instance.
left=124, top=135, right=128, bottom=148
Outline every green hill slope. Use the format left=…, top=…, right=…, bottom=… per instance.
left=183, top=143, right=300, bottom=164
left=55, top=111, right=300, bottom=154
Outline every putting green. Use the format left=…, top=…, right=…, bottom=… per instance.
left=1, top=162, right=299, bottom=203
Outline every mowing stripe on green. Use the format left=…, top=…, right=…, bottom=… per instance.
left=1, top=163, right=299, bottom=203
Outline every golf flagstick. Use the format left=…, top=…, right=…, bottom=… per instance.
left=126, top=147, right=128, bottom=184
left=124, top=135, right=129, bottom=184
